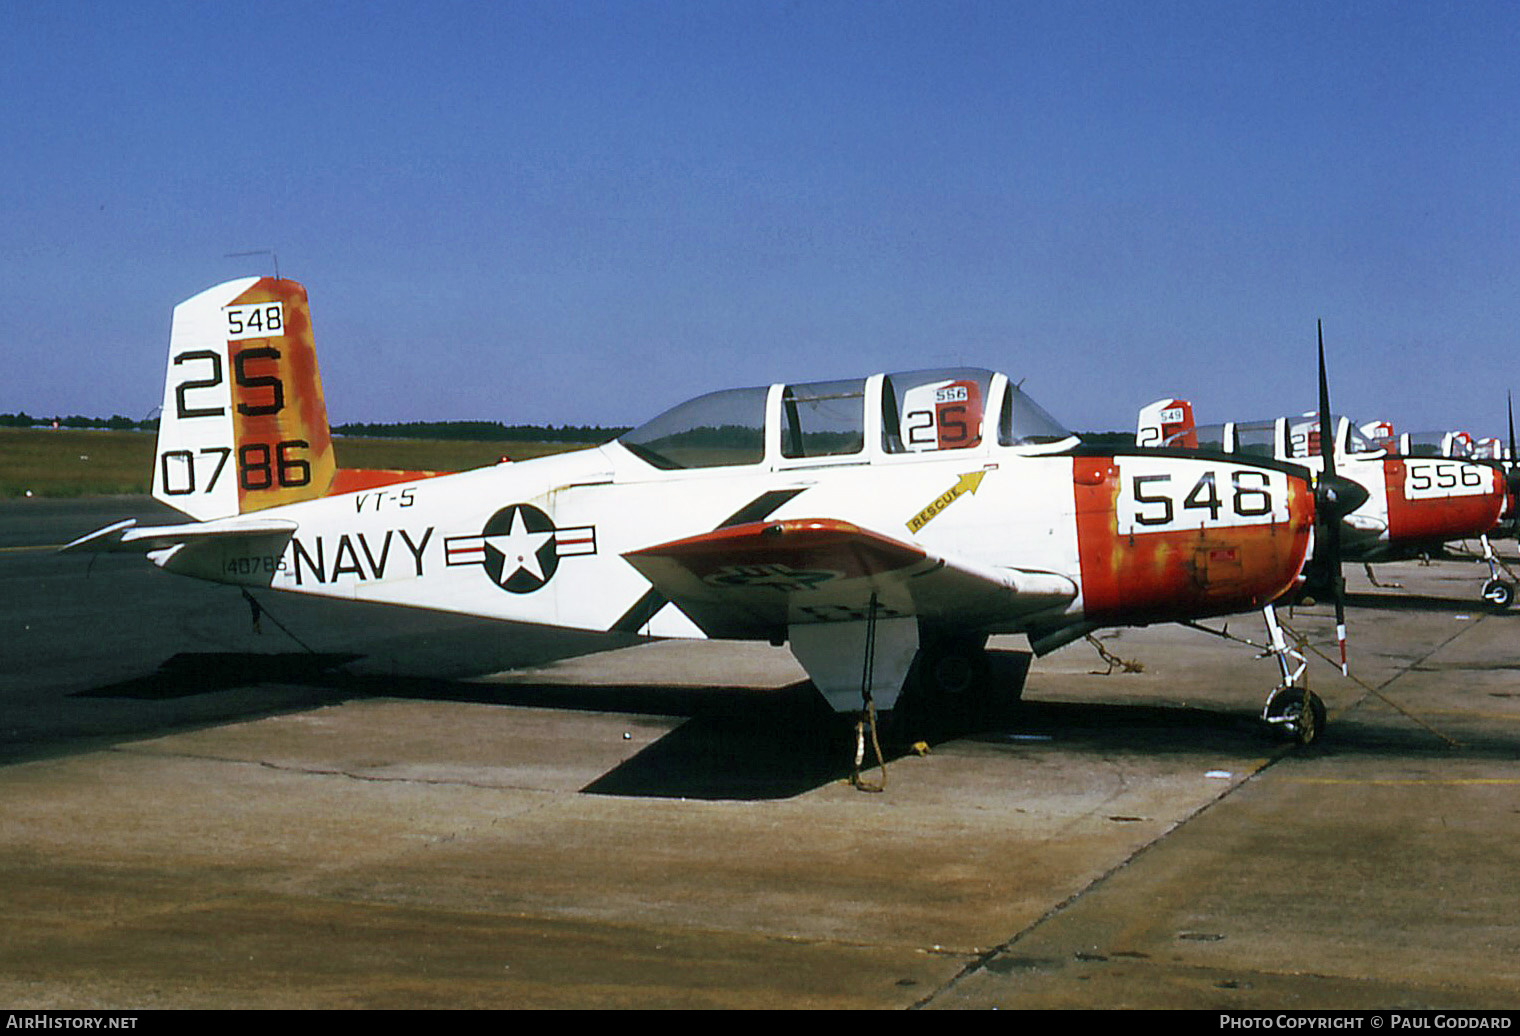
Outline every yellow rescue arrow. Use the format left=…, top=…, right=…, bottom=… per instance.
left=906, top=471, right=987, bottom=533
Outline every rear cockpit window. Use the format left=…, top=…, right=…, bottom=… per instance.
left=1403, top=432, right=1448, bottom=458
left=780, top=378, right=866, bottom=458
left=619, top=385, right=768, bottom=469
left=1234, top=421, right=1276, bottom=459
left=882, top=368, right=991, bottom=453
left=1167, top=423, right=1226, bottom=451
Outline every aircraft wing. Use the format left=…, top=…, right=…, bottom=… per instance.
left=622, top=518, right=1076, bottom=639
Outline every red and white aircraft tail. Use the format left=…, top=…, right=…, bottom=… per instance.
left=1136, top=399, right=1197, bottom=449
left=153, top=278, right=338, bottom=521
left=152, top=277, right=436, bottom=521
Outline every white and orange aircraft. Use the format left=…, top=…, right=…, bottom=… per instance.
left=1138, top=391, right=1511, bottom=608
left=1365, top=415, right=1520, bottom=604
left=66, top=277, right=1348, bottom=747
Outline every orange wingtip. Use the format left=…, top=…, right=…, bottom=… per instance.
left=626, top=518, right=927, bottom=580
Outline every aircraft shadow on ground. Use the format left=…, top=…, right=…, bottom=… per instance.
left=73, top=652, right=364, bottom=700
left=65, top=645, right=1520, bottom=798
left=1343, top=591, right=1511, bottom=615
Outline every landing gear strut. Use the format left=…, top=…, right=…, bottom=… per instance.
left=1260, top=604, right=1327, bottom=746
left=1479, top=536, right=1516, bottom=612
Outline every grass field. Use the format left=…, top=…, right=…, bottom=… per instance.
left=0, top=428, right=593, bottom=498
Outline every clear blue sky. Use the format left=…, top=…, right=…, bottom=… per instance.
left=5, top=0, right=1518, bottom=436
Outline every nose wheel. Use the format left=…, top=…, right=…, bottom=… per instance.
left=1263, top=686, right=1327, bottom=746
left=1481, top=578, right=1515, bottom=612
left=1479, top=535, right=1516, bottom=611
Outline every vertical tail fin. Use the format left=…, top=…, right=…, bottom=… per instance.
left=1136, top=398, right=1197, bottom=449
left=153, top=277, right=337, bottom=520
left=1359, top=420, right=1396, bottom=453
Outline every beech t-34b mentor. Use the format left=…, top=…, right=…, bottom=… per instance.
left=67, top=277, right=1344, bottom=749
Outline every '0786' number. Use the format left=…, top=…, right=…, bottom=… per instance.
left=159, top=439, right=311, bottom=495
left=239, top=440, right=311, bottom=491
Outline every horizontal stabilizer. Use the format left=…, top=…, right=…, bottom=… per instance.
left=60, top=516, right=298, bottom=555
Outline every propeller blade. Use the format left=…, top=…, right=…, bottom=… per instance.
left=1316, top=320, right=1348, bottom=674
left=1317, top=321, right=1336, bottom=481
left=1508, top=391, right=1515, bottom=464
left=1507, top=390, right=1519, bottom=518
left=1508, top=391, right=1516, bottom=481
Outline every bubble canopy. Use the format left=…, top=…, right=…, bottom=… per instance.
left=618, top=368, right=1074, bottom=470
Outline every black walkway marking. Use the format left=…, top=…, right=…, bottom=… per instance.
left=609, top=488, right=808, bottom=634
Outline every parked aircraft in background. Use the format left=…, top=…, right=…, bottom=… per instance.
left=65, top=277, right=1352, bottom=756
left=1139, top=389, right=1510, bottom=608
left=1359, top=409, right=1520, bottom=601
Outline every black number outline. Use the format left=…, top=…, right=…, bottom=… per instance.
left=173, top=350, right=225, bottom=419
left=937, top=403, right=970, bottom=445
left=276, top=439, right=312, bottom=487
left=239, top=439, right=312, bottom=492
left=159, top=450, right=196, bottom=495
left=233, top=346, right=285, bottom=417
left=1182, top=471, right=1222, bottom=521
left=1132, top=474, right=1174, bottom=526
left=1230, top=469, right=1273, bottom=517
left=905, top=409, right=935, bottom=445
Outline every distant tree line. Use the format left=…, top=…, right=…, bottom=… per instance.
left=1, top=412, right=157, bottom=431
left=3, top=410, right=1130, bottom=447
left=1079, top=430, right=1137, bottom=447
left=331, top=420, right=632, bottom=443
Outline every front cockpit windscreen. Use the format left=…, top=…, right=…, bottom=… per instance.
left=618, top=385, right=768, bottom=469
left=881, top=368, right=992, bottom=453
left=997, top=381, right=1074, bottom=446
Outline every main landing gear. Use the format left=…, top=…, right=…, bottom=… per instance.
left=891, top=632, right=1018, bottom=744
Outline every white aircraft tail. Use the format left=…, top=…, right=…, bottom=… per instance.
left=1136, top=398, right=1197, bottom=448
left=153, top=277, right=338, bottom=520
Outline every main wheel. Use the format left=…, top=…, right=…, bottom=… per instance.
left=1481, top=578, right=1515, bottom=611
left=894, top=636, right=993, bottom=738
left=1265, top=688, right=1327, bottom=746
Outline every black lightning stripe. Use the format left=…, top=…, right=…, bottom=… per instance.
left=714, top=488, right=808, bottom=529
left=609, top=487, right=808, bottom=634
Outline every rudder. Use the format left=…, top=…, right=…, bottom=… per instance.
left=1136, top=398, right=1197, bottom=449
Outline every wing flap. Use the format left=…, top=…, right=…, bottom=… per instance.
left=622, top=518, right=1076, bottom=638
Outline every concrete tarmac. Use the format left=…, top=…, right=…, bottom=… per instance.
left=2, top=497, right=1518, bottom=1009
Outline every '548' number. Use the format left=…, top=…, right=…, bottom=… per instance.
left=1129, top=469, right=1275, bottom=529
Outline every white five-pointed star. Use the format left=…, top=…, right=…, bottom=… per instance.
left=484, top=511, right=555, bottom=585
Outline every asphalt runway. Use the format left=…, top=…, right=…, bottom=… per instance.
left=3, top=496, right=1519, bottom=1009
